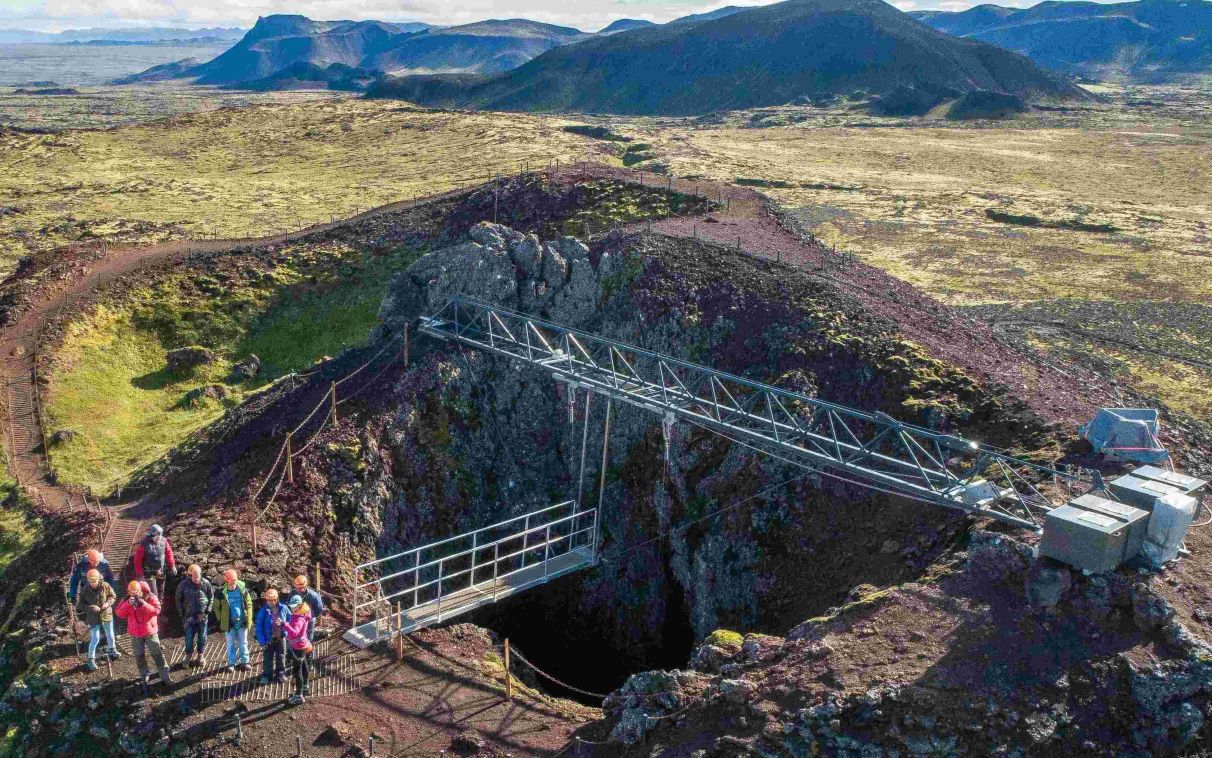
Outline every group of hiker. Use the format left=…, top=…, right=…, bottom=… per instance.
left=68, top=525, right=326, bottom=705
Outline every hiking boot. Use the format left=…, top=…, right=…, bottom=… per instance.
left=236, top=663, right=251, bottom=672
left=225, top=664, right=235, bottom=673
left=288, top=693, right=304, bottom=706
left=190, top=656, right=202, bottom=668
left=108, top=649, right=121, bottom=660
left=273, top=674, right=287, bottom=684
left=160, top=668, right=172, bottom=687
left=301, top=685, right=310, bottom=697
left=85, top=659, right=98, bottom=672
left=257, top=676, right=270, bottom=685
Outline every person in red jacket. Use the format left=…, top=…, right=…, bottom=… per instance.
left=115, top=580, right=171, bottom=691
left=133, top=524, right=176, bottom=602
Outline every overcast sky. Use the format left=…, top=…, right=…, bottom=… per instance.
left=0, top=0, right=1113, bottom=33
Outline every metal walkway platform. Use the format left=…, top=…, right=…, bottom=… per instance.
left=345, top=502, right=597, bottom=649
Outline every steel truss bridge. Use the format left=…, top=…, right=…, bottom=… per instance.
left=420, top=296, right=1086, bottom=531
left=346, top=295, right=1091, bottom=646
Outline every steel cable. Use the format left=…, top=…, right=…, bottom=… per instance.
left=503, top=644, right=612, bottom=701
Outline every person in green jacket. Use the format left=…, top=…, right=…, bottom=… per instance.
left=211, top=568, right=254, bottom=671
left=75, top=568, right=119, bottom=671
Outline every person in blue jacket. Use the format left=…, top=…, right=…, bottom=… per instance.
left=68, top=549, right=116, bottom=602
left=255, top=588, right=291, bottom=684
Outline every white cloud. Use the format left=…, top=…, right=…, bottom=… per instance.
left=7, top=0, right=1133, bottom=32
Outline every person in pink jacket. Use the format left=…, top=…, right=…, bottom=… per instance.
left=115, top=580, right=171, bottom=690
left=284, top=595, right=313, bottom=705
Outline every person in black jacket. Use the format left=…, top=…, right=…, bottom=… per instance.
left=174, top=564, right=213, bottom=668
left=287, top=574, right=325, bottom=641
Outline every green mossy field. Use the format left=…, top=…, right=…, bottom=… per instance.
left=45, top=242, right=420, bottom=494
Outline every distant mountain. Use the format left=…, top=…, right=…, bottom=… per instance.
left=190, top=16, right=426, bottom=84
left=599, top=19, right=657, bottom=34
left=0, top=30, right=57, bottom=43
left=120, top=14, right=588, bottom=85
left=364, top=20, right=588, bottom=76
left=911, top=0, right=1212, bottom=82
left=367, top=0, right=1087, bottom=116
left=111, top=58, right=205, bottom=85
left=0, top=27, right=245, bottom=44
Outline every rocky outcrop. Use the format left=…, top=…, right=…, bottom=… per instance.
left=378, top=221, right=627, bottom=331
left=597, top=530, right=1212, bottom=755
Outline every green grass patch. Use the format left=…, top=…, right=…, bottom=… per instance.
left=550, top=180, right=713, bottom=238
left=0, top=459, right=37, bottom=579
left=46, top=242, right=421, bottom=494
left=622, top=143, right=656, bottom=167
left=704, top=629, right=744, bottom=649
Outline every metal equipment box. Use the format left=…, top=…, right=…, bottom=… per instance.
left=1129, top=465, right=1208, bottom=498
left=1107, top=474, right=1182, bottom=512
left=1040, top=494, right=1150, bottom=573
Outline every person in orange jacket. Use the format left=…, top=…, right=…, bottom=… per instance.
left=133, top=524, right=176, bottom=601
left=115, top=580, right=171, bottom=691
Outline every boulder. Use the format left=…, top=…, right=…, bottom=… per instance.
left=450, top=731, right=486, bottom=754
left=1025, top=561, right=1071, bottom=610
left=230, top=354, right=261, bottom=382
left=181, top=385, right=227, bottom=408
left=315, top=719, right=355, bottom=746
left=50, top=429, right=78, bottom=445
left=166, top=346, right=215, bottom=374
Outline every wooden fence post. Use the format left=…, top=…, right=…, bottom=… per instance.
left=330, top=382, right=338, bottom=426
left=285, top=436, right=294, bottom=484
left=395, top=602, right=403, bottom=660
left=503, top=639, right=513, bottom=700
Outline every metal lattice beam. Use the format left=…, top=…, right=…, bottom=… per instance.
left=420, top=296, right=1081, bottom=529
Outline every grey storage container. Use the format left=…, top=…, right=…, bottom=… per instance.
left=1129, top=465, right=1208, bottom=498
left=1041, top=494, right=1150, bottom=573
left=1107, top=474, right=1181, bottom=512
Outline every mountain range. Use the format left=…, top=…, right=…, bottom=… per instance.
left=133, top=15, right=589, bottom=85
left=912, top=0, right=1212, bottom=82
left=368, top=0, right=1085, bottom=115
left=0, top=27, right=245, bottom=45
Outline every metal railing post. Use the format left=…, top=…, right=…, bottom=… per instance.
left=544, top=524, right=551, bottom=580
left=413, top=551, right=420, bottom=610
left=351, top=570, right=358, bottom=629
left=522, top=514, right=530, bottom=568
left=436, top=559, right=444, bottom=623
left=471, top=531, right=478, bottom=586
left=493, top=542, right=500, bottom=601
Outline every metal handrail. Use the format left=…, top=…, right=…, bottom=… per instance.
left=354, top=500, right=575, bottom=571
left=358, top=522, right=595, bottom=612
left=356, top=506, right=588, bottom=592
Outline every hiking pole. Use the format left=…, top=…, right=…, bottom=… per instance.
left=64, top=586, right=80, bottom=657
